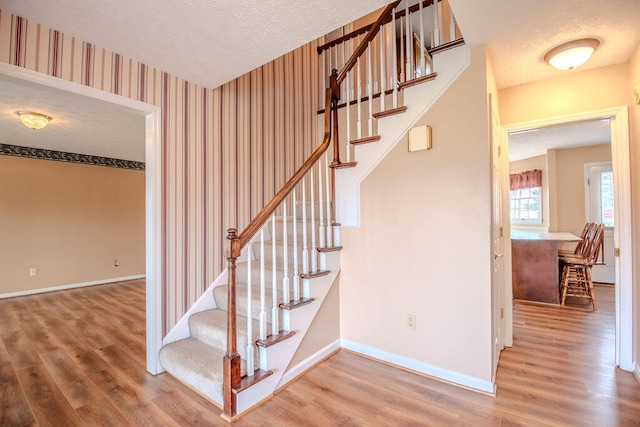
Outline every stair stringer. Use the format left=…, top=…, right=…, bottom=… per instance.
left=236, top=250, right=341, bottom=414
left=336, top=45, right=471, bottom=227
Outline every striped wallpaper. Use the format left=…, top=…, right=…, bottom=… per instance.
left=0, top=10, right=321, bottom=335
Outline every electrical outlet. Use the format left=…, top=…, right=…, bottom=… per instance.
left=406, top=314, right=416, bottom=330
left=30, top=267, right=37, bottom=276
left=114, top=260, right=120, bottom=267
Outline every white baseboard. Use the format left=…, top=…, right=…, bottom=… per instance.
left=0, top=274, right=146, bottom=299
left=634, top=362, right=640, bottom=383
left=278, top=339, right=341, bottom=388
left=341, top=339, right=495, bottom=394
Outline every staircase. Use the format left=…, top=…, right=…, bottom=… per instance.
left=158, top=0, right=468, bottom=420
left=160, top=203, right=342, bottom=413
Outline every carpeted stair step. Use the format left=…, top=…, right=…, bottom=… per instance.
left=159, top=337, right=246, bottom=404
left=189, top=308, right=263, bottom=365
left=213, top=284, right=288, bottom=325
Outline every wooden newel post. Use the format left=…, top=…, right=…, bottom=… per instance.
left=223, top=228, right=241, bottom=418
left=329, top=69, right=341, bottom=167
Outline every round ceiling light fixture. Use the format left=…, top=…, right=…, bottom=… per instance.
left=543, top=38, right=600, bottom=70
left=15, top=110, right=53, bottom=130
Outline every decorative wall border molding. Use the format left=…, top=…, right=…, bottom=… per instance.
left=0, top=143, right=145, bottom=170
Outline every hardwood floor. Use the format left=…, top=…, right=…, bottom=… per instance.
left=1, top=281, right=638, bottom=426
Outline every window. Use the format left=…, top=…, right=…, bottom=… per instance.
left=600, top=170, right=614, bottom=227
left=509, top=169, right=543, bottom=225
left=510, top=187, right=542, bottom=224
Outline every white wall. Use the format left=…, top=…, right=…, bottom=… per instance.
left=339, top=45, right=494, bottom=387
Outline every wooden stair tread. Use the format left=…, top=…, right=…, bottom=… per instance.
left=428, top=38, right=465, bottom=56
left=330, top=161, right=357, bottom=169
left=280, top=297, right=315, bottom=310
left=317, top=246, right=343, bottom=253
left=398, top=72, right=438, bottom=90
left=256, top=330, right=295, bottom=348
left=372, top=106, right=407, bottom=119
left=350, top=135, right=381, bottom=145
left=233, top=369, right=273, bottom=394
left=300, top=270, right=330, bottom=279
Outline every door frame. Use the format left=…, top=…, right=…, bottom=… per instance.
left=0, top=62, right=165, bottom=374
left=503, top=106, right=633, bottom=371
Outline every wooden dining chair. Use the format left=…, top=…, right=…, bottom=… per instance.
left=559, top=223, right=604, bottom=310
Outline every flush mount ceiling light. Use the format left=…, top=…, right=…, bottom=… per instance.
left=544, top=38, right=600, bottom=70
left=15, top=110, right=52, bottom=130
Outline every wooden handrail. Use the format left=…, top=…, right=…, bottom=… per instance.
left=317, top=0, right=436, bottom=55
left=336, top=0, right=401, bottom=88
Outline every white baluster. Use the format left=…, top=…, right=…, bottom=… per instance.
left=367, top=42, right=373, bottom=137
left=419, top=0, right=426, bottom=76
left=379, top=25, right=386, bottom=112
left=405, top=1, right=412, bottom=80
left=246, top=237, right=254, bottom=374
left=310, top=167, right=317, bottom=273
left=259, top=229, right=267, bottom=340
left=399, top=18, right=405, bottom=83
left=433, top=0, right=441, bottom=48
left=301, top=177, right=309, bottom=276
left=321, top=47, right=326, bottom=109
left=357, top=53, right=362, bottom=140
left=282, top=200, right=290, bottom=305
left=318, top=163, right=325, bottom=248
left=341, top=33, right=347, bottom=100
left=325, top=153, right=333, bottom=248
left=292, top=188, right=300, bottom=301
left=346, top=69, right=351, bottom=161
left=392, top=7, right=398, bottom=108
left=450, top=8, right=457, bottom=42
left=271, top=214, right=279, bottom=336
left=318, top=162, right=327, bottom=271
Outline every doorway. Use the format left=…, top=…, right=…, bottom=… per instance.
left=503, top=107, right=633, bottom=372
left=0, top=62, right=164, bottom=374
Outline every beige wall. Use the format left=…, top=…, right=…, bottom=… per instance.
left=340, top=45, right=493, bottom=382
left=554, top=144, right=612, bottom=235
left=288, top=278, right=340, bottom=368
left=0, top=156, right=145, bottom=295
left=499, top=46, right=640, bottom=369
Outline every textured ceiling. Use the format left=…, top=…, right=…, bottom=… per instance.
left=0, top=0, right=637, bottom=161
left=0, top=0, right=391, bottom=89
left=508, top=119, right=610, bottom=162
left=0, top=74, right=145, bottom=162
left=449, top=0, right=640, bottom=89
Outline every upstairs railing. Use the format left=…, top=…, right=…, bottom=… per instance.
left=319, top=0, right=461, bottom=163
left=223, top=0, right=460, bottom=418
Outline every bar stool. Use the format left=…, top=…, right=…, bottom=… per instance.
left=559, top=223, right=604, bottom=310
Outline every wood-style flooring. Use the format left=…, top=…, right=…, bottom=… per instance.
left=1, top=280, right=638, bottom=426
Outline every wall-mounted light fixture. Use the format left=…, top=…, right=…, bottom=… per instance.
left=15, top=110, right=52, bottom=130
left=543, top=38, right=600, bottom=71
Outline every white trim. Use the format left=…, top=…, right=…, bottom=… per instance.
left=340, top=339, right=495, bottom=394
left=503, top=106, right=633, bottom=372
left=634, top=363, right=639, bottom=383
left=278, top=339, right=341, bottom=388
left=0, top=62, right=163, bottom=374
left=0, top=275, right=146, bottom=299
